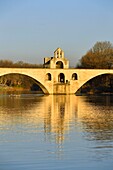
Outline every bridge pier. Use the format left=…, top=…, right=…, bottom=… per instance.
left=53, top=83, right=70, bottom=94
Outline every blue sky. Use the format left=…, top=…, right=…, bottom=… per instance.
left=0, top=0, right=113, bottom=66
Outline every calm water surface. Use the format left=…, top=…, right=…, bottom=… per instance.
left=0, top=93, right=113, bottom=170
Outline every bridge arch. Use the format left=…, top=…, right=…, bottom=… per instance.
left=0, top=73, right=49, bottom=94
left=75, top=73, right=113, bottom=94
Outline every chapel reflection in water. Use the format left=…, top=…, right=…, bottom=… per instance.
left=42, top=95, right=78, bottom=143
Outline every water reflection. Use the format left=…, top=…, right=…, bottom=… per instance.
left=43, top=95, right=78, bottom=143
left=1, top=94, right=113, bottom=169
left=77, top=95, right=113, bottom=141
left=0, top=95, right=78, bottom=144
left=1, top=94, right=113, bottom=143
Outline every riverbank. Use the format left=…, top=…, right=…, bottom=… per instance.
left=0, top=86, right=28, bottom=91
left=0, top=86, right=43, bottom=94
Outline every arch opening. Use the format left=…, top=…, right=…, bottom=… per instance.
left=56, top=61, right=63, bottom=69
left=72, top=73, right=78, bottom=80
left=58, top=73, right=65, bottom=83
left=76, top=73, right=113, bottom=95
left=46, top=73, right=52, bottom=81
left=0, top=73, right=49, bottom=94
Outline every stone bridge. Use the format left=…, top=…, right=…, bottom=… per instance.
left=0, top=68, right=113, bottom=94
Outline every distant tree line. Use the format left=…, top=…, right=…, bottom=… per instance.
left=0, top=60, right=43, bottom=68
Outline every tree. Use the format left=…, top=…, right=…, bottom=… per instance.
left=0, top=59, right=43, bottom=68
left=78, top=41, right=113, bottom=69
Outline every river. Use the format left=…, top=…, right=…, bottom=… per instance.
left=0, top=93, right=113, bottom=170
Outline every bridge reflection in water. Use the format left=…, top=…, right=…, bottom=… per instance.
left=0, top=94, right=113, bottom=144
left=42, top=95, right=78, bottom=143
left=0, top=95, right=78, bottom=143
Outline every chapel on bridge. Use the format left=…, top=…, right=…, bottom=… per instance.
left=43, top=48, right=69, bottom=69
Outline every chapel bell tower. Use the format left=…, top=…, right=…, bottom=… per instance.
left=44, top=48, right=69, bottom=69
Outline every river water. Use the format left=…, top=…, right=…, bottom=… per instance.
left=0, top=93, right=113, bottom=170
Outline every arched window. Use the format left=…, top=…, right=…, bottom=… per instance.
left=56, top=61, right=63, bottom=69
left=58, top=73, right=65, bottom=83
left=72, top=73, right=78, bottom=80
left=46, top=73, right=52, bottom=81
